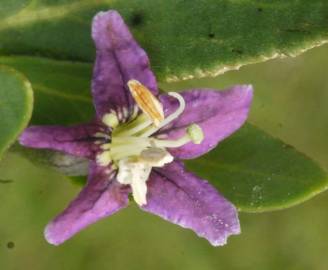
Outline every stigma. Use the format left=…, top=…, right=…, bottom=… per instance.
left=95, top=80, right=204, bottom=206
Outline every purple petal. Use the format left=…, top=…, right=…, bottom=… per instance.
left=159, top=85, right=253, bottom=159
left=91, top=10, right=158, bottom=118
left=19, top=123, right=101, bottom=158
left=142, top=161, right=240, bottom=246
left=45, top=162, right=129, bottom=245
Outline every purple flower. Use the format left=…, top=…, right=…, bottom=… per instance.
left=19, top=10, right=253, bottom=246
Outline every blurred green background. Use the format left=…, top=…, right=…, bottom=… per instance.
left=0, top=44, right=328, bottom=270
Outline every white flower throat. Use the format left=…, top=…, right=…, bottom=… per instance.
left=95, top=80, right=204, bottom=206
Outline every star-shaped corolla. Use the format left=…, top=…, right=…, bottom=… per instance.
left=19, top=10, right=253, bottom=246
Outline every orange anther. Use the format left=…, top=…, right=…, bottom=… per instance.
left=128, top=80, right=164, bottom=126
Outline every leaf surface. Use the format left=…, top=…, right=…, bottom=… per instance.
left=0, top=65, right=33, bottom=159
left=186, top=124, right=328, bottom=212
left=0, top=0, right=328, bottom=81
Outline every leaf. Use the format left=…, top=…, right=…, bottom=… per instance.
left=185, top=124, right=328, bottom=212
left=3, top=56, right=327, bottom=212
left=0, top=65, right=33, bottom=160
left=0, top=56, right=93, bottom=125
left=0, top=0, right=328, bottom=81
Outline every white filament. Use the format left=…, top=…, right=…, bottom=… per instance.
left=140, top=92, right=186, bottom=137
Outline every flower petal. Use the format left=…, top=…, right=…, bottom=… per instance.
left=44, top=162, right=129, bottom=245
left=159, top=85, right=253, bottom=159
left=19, top=123, right=100, bottom=159
left=141, top=161, right=240, bottom=246
left=91, top=10, right=158, bottom=118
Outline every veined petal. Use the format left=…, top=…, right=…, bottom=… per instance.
left=141, top=161, right=240, bottom=246
left=44, top=162, right=130, bottom=245
left=92, top=10, right=158, bottom=118
left=19, top=123, right=101, bottom=159
left=158, top=85, right=253, bottom=159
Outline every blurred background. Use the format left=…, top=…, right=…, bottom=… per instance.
left=0, top=43, right=327, bottom=270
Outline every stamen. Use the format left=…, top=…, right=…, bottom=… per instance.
left=94, top=132, right=111, bottom=140
left=140, top=92, right=186, bottom=137
left=152, top=124, right=204, bottom=148
left=100, top=143, right=111, bottom=150
left=128, top=80, right=164, bottom=126
left=115, top=114, right=153, bottom=136
left=96, top=151, right=111, bottom=166
left=159, top=92, right=186, bottom=128
left=112, top=136, right=150, bottom=144
left=152, top=136, right=190, bottom=148
left=102, top=113, right=119, bottom=128
left=187, top=124, right=204, bottom=144
left=110, top=142, right=151, bottom=160
left=123, top=118, right=152, bottom=136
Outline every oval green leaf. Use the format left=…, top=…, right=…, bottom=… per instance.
left=0, top=0, right=328, bottom=81
left=0, top=66, right=33, bottom=160
left=186, top=124, right=328, bottom=212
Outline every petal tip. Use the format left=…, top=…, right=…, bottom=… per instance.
left=245, top=84, right=254, bottom=91
left=245, top=84, right=254, bottom=97
left=210, top=222, right=241, bottom=247
left=92, top=10, right=127, bottom=47
left=244, top=84, right=254, bottom=101
left=210, top=208, right=241, bottom=247
left=44, top=223, right=62, bottom=246
left=93, top=10, right=120, bottom=23
left=233, top=84, right=254, bottom=96
left=229, top=84, right=254, bottom=110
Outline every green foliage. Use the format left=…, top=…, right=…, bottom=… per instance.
left=0, top=0, right=327, bottom=81
left=0, top=66, right=33, bottom=159
left=186, top=124, right=328, bottom=212
left=0, top=56, right=93, bottom=125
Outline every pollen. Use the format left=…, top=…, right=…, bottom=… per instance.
left=128, top=79, right=164, bottom=126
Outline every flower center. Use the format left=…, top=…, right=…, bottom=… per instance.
left=94, top=80, right=204, bottom=205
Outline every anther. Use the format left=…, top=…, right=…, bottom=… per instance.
left=128, top=80, right=164, bottom=126
left=102, top=113, right=119, bottom=128
left=96, top=151, right=112, bottom=166
left=187, top=124, right=204, bottom=144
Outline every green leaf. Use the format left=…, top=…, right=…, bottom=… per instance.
left=0, top=65, right=33, bottom=160
left=0, top=0, right=328, bottom=81
left=3, top=56, right=327, bottom=212
left=0, top=56, right=93, bottom=125
left=185, top=124, right=328, bottom=212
